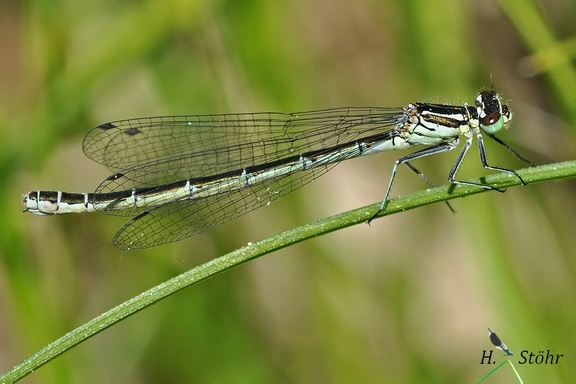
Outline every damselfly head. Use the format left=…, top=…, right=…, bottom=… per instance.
left=475, top=90, right=511, bottom=134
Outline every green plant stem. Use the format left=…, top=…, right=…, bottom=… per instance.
left=477, top=360, right=523, bottom=384
left=2, top=160, right=575, bottom=383
left=477, top=359, right=508, bottom=383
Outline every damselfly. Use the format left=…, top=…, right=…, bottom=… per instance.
left=488, top=327, right=514, bottom=356
left=23, top=89, right=532, bottom=250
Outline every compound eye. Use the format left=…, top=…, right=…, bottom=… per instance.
left=482, top=111, right=501, bottom=126
left=481, top=111, right=504, bottom=134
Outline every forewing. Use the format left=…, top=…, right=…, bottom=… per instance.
left=83, top=108, right=402, bottom=183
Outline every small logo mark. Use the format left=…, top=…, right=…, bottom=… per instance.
left=488, top=327, right=513, bottom=356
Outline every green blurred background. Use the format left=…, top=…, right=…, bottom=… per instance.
left=1, top=0, right=575, bottom=382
